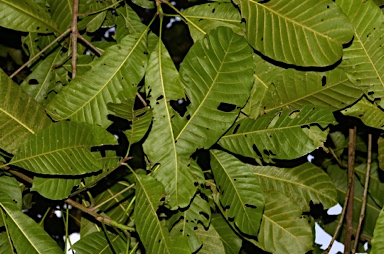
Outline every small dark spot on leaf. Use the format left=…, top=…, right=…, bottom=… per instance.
left=194, top=182, right=198, bottom=186
left=245, top=204, right=257, bottom=208
left=259, top=0, right=270, bottom=3
left=241, top=18, right=246, bottom=24
left=261, top=37, right=264, bottom=41
left=36, top=26, right=40, bottom=30
left=321, top=76, right=326, bottom=86
left=156, top=95, right=164, bottom=101
left=194, top=226, right=198, bottom=230
left=199, top=18, right=203, bottom=22
left=368, top=91, right=375, bottom=95
left=180, top=229, right=183, bottom=232
left=160, top=197, right=165, bottom=202
left=359, top=114, right=365, bottom=117
left=143, top=51, right=148, bottom=55
left=326, top=5, right=329, bottom=8
left=186, top=115, right=191, bottom=120
left=212, top=8, right=216, bottom=13
left=29, top=79, right=39, bottom=85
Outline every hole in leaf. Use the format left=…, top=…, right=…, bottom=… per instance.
left=368, top=91, right=374, bottom=95
left=217, top=102, right=236, bottom=112
left=241, top=18, right=246, bottom=24
left=28, top=79, right=39, bottom=85
left=200, top=211, right=209, bottom=221
left=186, top=115, right=191, bottom=120
left=194, top=182, right=198, bottom=186
left=326, top=5, right=329, bottom=8
left=259, top=0, right=270, bottom=3
left=156, top=95, right=164, bottom=101
left=143, top=51, right=148, bottom=55
left=321, top=76, right=326, bottom=86
left=212, top=8, right=216, bottom=13
left=233, top=124, right=240, bottom=134
left=245, top=204, right=257, bottom=209
left=253, top=144, right=263, bottom=158
left=36, top=26, right=40, bottom=30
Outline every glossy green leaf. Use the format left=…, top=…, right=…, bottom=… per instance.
left=0, top=0, right=60, bottom=33
left=260, top=68, right=363, bottom=113
left=210, top=149, right=264, bottom=236
left=20, top=49, right=66, bottom=105
left=341, top=97, right=384, bottom=129
left=176, top=26, right=254, bottom=157
left=258, top=191, right=313, bottom=253
left=337, top=0, right=384, bottom=99
left=78, top=0, right=116, bottom=14
left=239, top=0, right=354, bottom=66
left=47, top=32, right=148, bottom=128
left=134, top=174, right=190, bottom=254
left=372, top=208, right=384, bottom=254
left=250, top=162, right=337, bottom=211
left=0, top=69, right=52, bottom=154
left=10, top=121, right=117, bottom=175
left=219, top=105, right=336, bottom=161
left=71, top=231, right=126, bottom=254
left=211, top=214, right=242, bottom=254
left=0, top=193, right=62, bottom=253
left=47, top=0, right=73, bottom=32
left=182, top=3, right=244, bottom=42
left=143, top=39, right=196, bottom=209
left=31, top=177, right=81, bottom=200
left=0, top=230, right=13, bottom=254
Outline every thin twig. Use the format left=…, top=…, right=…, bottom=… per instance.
left=77, top=34, right=103, bottom=56
left=136, top=92, right=147, bottom=106
left=7, top=169, right=134, bottom=232
left=329, top=147, right=347, bottom=168
left=10, top=28, right=71, bottom=79
left=92, top=183, right=135, bottom=210
left=345, top=126, right=357, bottom=254
left=325, top=180, right=351, bottom=253
left=71, top=0, right=79, bottom=79
left=352, top=133, right=372, bottom=254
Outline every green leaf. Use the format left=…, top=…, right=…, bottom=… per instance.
left=195, top=224, right=225, bottom=254
left=0, top=69, right=52, bottom=154
left=31, top=177, right=81, bottom=200
left=20, top=49, right=66, bottom=105
left=354, top=162, right=384, bottom=207
left=341, top=97, right=384, bottom=129
left=79, top=0, right=116, bottom=14
left=47, top=32, right=148, bottom=128
left=336, top=0, right=384, bottom=99
left=47, top=0, right=73, bottom=32
left=210, top=149, right=264, bottom=236
left=219, top=105, right=336, bottom=161
left=0, top=176, right=22, bottom=209
left=72, top=231, right=126, bottom=254
left=143, top=39, right=196, bottom=209
left=258, top=192, right=313, bottom=253
left=182, top=3, right=245, bottom=42
left=379, top=136, right=384, bottom=170
left=115, top=4, right=147, bottom=42
left=78, top=11, right=107, bottom=33
left=0, top=229, right=14, bottom=254
left=239, top=0, right=354, bottom=66
left=10, top=121, right=117, bottom=175
left=0, top=0, right=60, bottom=33
left=108, top=89, right=153, bottom=144
left=176, top=26, right=254, bottom=157
left=93, top=179, right=134, bottom=220
left=134, top=174, right=190, bottom=254
left=327, top=164, right=381, bottom=238
left=372, top=208, right=384, bottom=254
left=0, top=193, right=62, bottom=253
left=250, top=162, right=337, bottom=211
left=211, top=214, right=242, bottom=254
left=242, top=54, right=284, bottom=119
left=132, top=0, right=155, bottom=9
left=260, top=68, right=363, bottom=113
left=169, top=194, right=211, bottom=252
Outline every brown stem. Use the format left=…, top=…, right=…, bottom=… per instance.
left=77, top=34, right=103, bottom=56
left=352, top=133, right=372, bottom=254
left=8, top=169, right=134, bottom=232
left=71, top=0, right=79, bottom=79
left=136, top=92, right=147, bottom=107
left=10, top=28, right=71, bottom=79
left=345, top=126, right=357, bottom=254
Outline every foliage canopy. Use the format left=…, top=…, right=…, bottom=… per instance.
left=1, top=0, right=384, bottom=253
